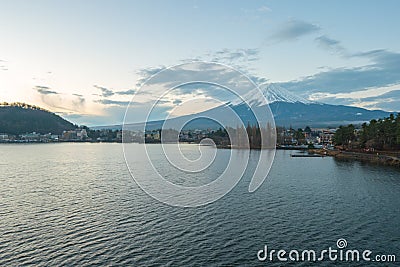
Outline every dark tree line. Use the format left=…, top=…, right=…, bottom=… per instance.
left=334, top=114, right=400, bottom=150
left=207, top=123, right=276, bottom=149
left=0, top=102, right=75, bottom=135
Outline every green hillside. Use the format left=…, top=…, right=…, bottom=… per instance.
left=0, top=102, right=76, bottom=135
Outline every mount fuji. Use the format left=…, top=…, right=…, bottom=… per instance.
left=98, top=84, right=394, bottom=130
left=258, top=83, right=391, bottom=127
left=200, top=83, right=393, bottom=128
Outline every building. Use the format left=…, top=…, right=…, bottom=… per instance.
left=145, top=130, right=161, bottom=140
left=20, top=132, right=40, bottom=142
left=76, top=129, right=88, bottom=140
left=61, top=129, right=87, bottom=141
left=318, top=129, right=335, bottom=145
left=0, top=133, right=9, bottom=142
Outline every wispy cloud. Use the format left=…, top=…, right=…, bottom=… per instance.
left=172, top=99, right=182, bottom=105
left=95, top=99, right=131, bottom=106
left=306, top=85, right=400, bottom=112
left=34, top=85, right=59, bottom=95
left=270, top=19, right=320, bottom=42
left=362, top=89, right=400, bottom=101
left=315, top=35, right=346, bottom=55
left=33, top=85, right=93, bottom=115
left=210, top=48, right=260, bottom=63
left=258, top=6, right=271, bottom=12
left=137, top=66, right=166, bottom=79
left=72, top=95, right=86, bottom=108
left=94, top=85, right=114, bottom=97
left=116, top=89, right=136, bottom=95
left=135, top=66, right=166, bottom=88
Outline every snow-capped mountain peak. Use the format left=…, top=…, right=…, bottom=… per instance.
left=262, top=83, right=311, bottom=104
left=238, top=83, right=312, bottom=107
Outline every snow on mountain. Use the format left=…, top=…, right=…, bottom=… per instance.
left=239, top=83, right=312, bottom=107
left=262, top=83, right=312, bottom=104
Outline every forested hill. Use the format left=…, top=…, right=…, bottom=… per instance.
left=0, top=102, right=76, bottom=135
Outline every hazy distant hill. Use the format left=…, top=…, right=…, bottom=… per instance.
left=0, top=103, right=76, bottom=135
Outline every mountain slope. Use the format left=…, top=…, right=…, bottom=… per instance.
left=268, top=101, right=391, bottom=127
left=0, top=103, right=76, bottom=135
left=233, top=83, right=393, bottom=127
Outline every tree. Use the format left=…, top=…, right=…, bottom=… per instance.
left=333, top=124, right=355, bottom=148
left=294, top=128, right=305, bottom=144
left=335, top=114, right=400, bottom=150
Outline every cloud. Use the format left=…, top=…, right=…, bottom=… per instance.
left=270, top=19, right=320, bottom=42
left=353, top=90, right=400, bottom=112
left=134, top=48, right=262, bottom=93
left=211, top=48, right=260, bottom=63
left=72, top=95, right=86, bottom=108
left=315, top=35, right=345, bottom=54
left=120, top=61, right=272, bottom=122
left=61, top=112, right=117, bottom=127
left=363, top=99, right=400, bottom=112
left=296, top=82, right=400, bottom=112
left=258, top=6, right=271, bottom=12
left=361, top=89, right=400, bottom=101
left=115, top=89, right=136, bottom=95
left=352, top=49, right=400, bottom=69
left=280, top=49, right=400, bottom=95
left=32, top=85, right=94, bottom=116
left=95, top=99, right=131, bottom=106
left=172, top=99, right=182, bottom=105
left=256, top=47, right=400, bottom=112
left=34, top=85, right=59, bottom=95
left=135, top=66, right=166, bottom=88
left=137, top=66, right=165, bottom=79
left=94, top=85, right=114, bottom=97
left=134, top=61, right=265, bottom=102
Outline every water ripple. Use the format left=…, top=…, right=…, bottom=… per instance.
left=0, top=144, right=399, bottom=266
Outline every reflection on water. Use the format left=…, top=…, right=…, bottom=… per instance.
left=0, top=144, right=399, bottom=266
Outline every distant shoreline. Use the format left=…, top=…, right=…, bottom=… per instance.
left=2, top=142, right=399, bottom=168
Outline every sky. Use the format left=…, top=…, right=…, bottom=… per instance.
left=1, top=0, right=400, bottom=126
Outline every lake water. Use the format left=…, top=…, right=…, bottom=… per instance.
left=0, top=143, right=399, bottom=266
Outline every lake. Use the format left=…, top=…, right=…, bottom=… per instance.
left=0, top=143, right=399, bottom=266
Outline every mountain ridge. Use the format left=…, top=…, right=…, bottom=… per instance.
left=114, top=101, right=394, bottom=131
